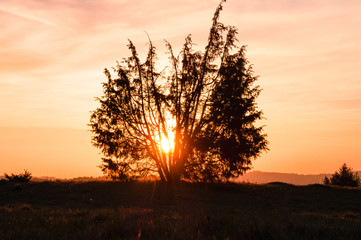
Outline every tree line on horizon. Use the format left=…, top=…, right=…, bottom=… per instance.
left=2, top=164, right=359, bottom=187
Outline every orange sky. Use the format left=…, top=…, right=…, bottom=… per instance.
left=1, top=0, right=361, bottom=178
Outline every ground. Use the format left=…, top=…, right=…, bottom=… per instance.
left=1, top=180, right=361, bottom=239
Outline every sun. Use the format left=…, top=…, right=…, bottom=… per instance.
left=157, top=115, right=176, bottom=154
left=160, top=131, right=175, bottom=153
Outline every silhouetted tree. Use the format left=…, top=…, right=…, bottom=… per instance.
left=324, top=163, right=360, bottom=187
left=4, top=170, right=32, bottom=183
left=323, top=176, right=330, bottom=185
left=90, top=1, right=268, bottom=183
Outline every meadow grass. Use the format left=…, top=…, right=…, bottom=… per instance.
left=1, top=180, right=361, bottom=239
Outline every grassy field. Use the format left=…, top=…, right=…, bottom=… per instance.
left=1, top=180, right=361, bottom=240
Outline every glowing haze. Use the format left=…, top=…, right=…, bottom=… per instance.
left=1, top=0, right=360, bottom=178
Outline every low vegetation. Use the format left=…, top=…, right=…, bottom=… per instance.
left=3, top=169, right=32, bottom=183
left=1, top=181, right=361, bottom=239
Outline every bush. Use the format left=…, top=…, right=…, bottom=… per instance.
left=324, top=163, right=360, bottom=187
left=4, top=169, right=32, bottom=183
left=323, top=176, right=330, bottom=185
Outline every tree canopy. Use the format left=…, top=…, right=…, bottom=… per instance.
left=90, top=1, right=268, bottom=183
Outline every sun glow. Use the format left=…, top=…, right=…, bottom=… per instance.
left=160, top=131, right=175, bottom=153
left=157, top=115, right=176, bottom=154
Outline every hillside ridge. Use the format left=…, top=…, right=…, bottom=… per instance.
left=237, top=170, right=361, bottom=185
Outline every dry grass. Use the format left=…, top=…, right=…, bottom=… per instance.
left=1, top=181, right=361, bottom=239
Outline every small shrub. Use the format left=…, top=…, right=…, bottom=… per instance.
left=324, top=163, right=360, bottom=187
left=4, top=169, right=32, bottom=183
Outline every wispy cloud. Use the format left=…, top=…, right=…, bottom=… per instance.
left=0, top=0, right=361, bottom=175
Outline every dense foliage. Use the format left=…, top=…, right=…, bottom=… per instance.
left=90, top=1, right=268, bottom=182
left=324, top=163, right=360, bottom=187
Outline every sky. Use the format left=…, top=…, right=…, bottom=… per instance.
left=1, top=0, right=361, bottom=178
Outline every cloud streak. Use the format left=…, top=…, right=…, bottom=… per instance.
left=1, top=0, right=361, bottom=176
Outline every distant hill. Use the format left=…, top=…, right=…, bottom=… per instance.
left=32, top=176, right=109, bottom=182
left=237, top=170, right=361, bottom=185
